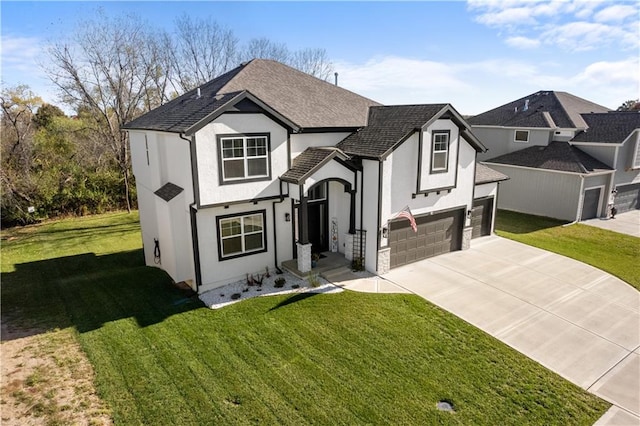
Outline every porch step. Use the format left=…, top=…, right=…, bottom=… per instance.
left=320, top=265, right=356, bottom=282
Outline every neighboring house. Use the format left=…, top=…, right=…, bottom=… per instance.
left=469, top=91, right=640, bottom=221
left=123, top=59, right=505, bottom=293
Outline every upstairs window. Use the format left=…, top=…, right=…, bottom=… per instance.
left=431, top=131, right=450, bottom=173
left=514, top=130, right=529, bottom=143
left=219, top=134, right=270, bottom=183
left=217, top=211, right=266, bottom=259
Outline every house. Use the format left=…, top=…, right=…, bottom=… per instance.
left=123, top=59, right=505, bottom=292
left=469, top=91, right=640, bottom=221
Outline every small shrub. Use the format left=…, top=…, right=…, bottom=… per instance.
left=307, top=272, right=321, bottom=288
left=230, top=293, right=241, bottom=300
left=291, top=284, right=300, bottom=289
left=352, top=257, right=364, bottom=271
left=274, top=277, right=286, bottom=288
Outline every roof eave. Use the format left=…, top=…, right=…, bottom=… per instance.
left=184, top=90, right=300, bottom=136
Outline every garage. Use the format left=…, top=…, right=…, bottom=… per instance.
left=389, top=208, right=464, bottom=269
left=471, top=197, right=493, bottom=239
left=614, top=183, right=640, bottom=213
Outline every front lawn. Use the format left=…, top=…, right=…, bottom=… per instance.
left=495, top=210, right=640, bottom=290
left=1, top=212, right=609, bottom=425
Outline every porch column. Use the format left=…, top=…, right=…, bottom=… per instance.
left=349, top=189, right=356, bottom=234
left=298, top=186, right=309, bottom=244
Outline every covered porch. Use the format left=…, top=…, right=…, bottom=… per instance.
left=280, top=147, right=362, bottom=274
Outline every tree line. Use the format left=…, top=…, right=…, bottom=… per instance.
left=1, top=10, right=333, bottom=227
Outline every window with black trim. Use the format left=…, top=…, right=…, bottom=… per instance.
left=514, top=130, right=529, bottom=143
left=217, top=211, right=266, bottom=259
left=431, top=131, right=450, bottom=173
left=219, top=134, right=270, bottom=182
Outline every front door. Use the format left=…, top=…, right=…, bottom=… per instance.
left=307, top=182, right=328, bottom=253
left=308, top=201, right=328, bottom=253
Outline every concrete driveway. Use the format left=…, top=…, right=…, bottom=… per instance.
left=582, top=209, right=640, bottom=238
left=381, top=236, right=640, bottom=424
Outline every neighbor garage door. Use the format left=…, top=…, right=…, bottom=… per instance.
left=614, top=183, right=640, bottom=213
left=389, top=208, right=464, bottom=269
left=471, top=197, right=493, bottom=239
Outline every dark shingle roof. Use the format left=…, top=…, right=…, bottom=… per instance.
left=468, top=91, right=610, bottom=129
left=484, top=141, right=613, bottom=174
left=280, top=147, right=350, bottom=185
left=154, top=182, right=184, bottom=202
left=475, top=163, right=509, bottom=184
left=124, top=59, right=380, bottom=134
left=571, top=112, right=640, bottom=144
left=336, top=104, right=485, bottom=159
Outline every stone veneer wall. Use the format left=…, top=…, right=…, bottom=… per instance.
left=462, top=227, right=472, bottom=250
left=296, top=242, right=312, bottom=273
left=377, top=247, right=391, bottom=275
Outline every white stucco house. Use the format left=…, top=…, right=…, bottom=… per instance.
left=470, top=91, right=640, bottom=221
left=123, top=59, right=507, bottom=293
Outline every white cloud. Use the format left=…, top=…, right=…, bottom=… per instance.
left=467, top=0, right=639, bottom=51
left=542, top=21, right=633, bottom=51
left=1, top=34, right=42, bottom=71
left=505, top=36, right=541, bottom=49
left=334, top=55, right=639, bottom=114
left=594, top=5, right=638, bottom=23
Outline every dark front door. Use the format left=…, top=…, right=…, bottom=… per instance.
left=308, top=201, right=328, bottom=253
left=581, top=188, right=601, bottom=220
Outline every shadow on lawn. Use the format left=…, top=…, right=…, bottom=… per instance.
left=495, top=210, right=567, bottom=235
left=1, top=249, right=203, bottom=341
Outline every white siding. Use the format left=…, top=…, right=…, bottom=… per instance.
left=419, top=120, right=460, bottom=191
left=196, top=200, right=293, bottom=292
left=290, top=132, right=352, bottom=159
left=128, top=130, right=195, bottom=287
left=474, top=127, right=552, bottom=161
left=195, top=113, right=288, bottom=205
left=361, top=159, right=380, bottom=273
left=575, top=145, right=616, bottom=168
left=486, top=164, right=582, bottom=221
left=614, top=131, right=640, bottom=187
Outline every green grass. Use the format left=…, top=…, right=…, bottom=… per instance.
left=495, top=210, right=640, bottom=290
left=2, top=212, right=609, bottom=425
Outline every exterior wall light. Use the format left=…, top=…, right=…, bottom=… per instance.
left=285, top=213, right=291, bottom=222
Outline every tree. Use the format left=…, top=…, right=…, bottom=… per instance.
left=46, top=11, right=163, bottom=212
left=617, top=99, right=640, bottom=111
left=168, top=14, right=240, bottom=92
left=241, top=37, right=291, bottom=64
left=290, top=48, right=333, bottom=81
left=33, top=103, right=65, bottom=129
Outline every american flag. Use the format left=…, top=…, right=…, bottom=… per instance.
left=396, top=206, right=417, bottom=233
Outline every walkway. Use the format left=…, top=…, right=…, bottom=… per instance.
left=322, top=236, right=640, bottom=425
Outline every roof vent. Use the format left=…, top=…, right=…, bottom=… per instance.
left=196, top=88, right=201, bottom=99
left=514, top=106, right=518, bottom=113
left=524, top=99, right=529, bottom=111
left=334, top=72, right=339, bottom=86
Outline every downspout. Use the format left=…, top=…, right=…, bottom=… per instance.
left=376, top=161, right=383, bottom=272
left=359, top=164, right=365, bottom=268
left=180, top=133, right=202, bottom=292
left=564, top=174, right=585, bottom=227
left=271, top=180, right=285, bottom=274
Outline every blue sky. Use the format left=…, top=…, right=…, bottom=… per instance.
left=2, top=1, right=638, bottom=114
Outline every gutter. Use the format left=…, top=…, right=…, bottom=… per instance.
left=271, top=180, right=285, bottom=274
left=180, top=133, right=202, bottom=292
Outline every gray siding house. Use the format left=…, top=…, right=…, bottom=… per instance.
left=469, top=91, right=640, bottom=221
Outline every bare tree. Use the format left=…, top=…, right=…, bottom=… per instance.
left=46, top=11, right=163, bottom=212
left=290, top=48, right=333, bottom=81
left=169, top=15, right=239, bottom=92
left=241, top=37, right=291, bottom=63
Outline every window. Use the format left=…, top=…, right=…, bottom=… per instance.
left=217, top=211, right=266, bottom=259
left=431, top=131, right=450, bottom=173
left=514, top=130, right=529, bottom=143
left=219, top=134, right=270, bottom=183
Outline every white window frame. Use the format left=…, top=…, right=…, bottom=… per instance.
left=431, top=131, right=450, bottom=173
left=514, top=130, right=529, bottom=143
left=217, top=211, right=266, bottom=260
left=219, top=134, right=270, bottom=183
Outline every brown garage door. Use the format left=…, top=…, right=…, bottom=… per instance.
left=389, top=208, right=464, bottom=269
left=471, top=197, right=493, bottom=239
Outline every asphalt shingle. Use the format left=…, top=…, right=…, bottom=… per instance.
left=475, top=163, right=509, bottom=184
left=571, top=112, right=640, bottom=144
left=484, top=141, right=613, bottom=174
left=468, top=91, right=610, bottom=129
